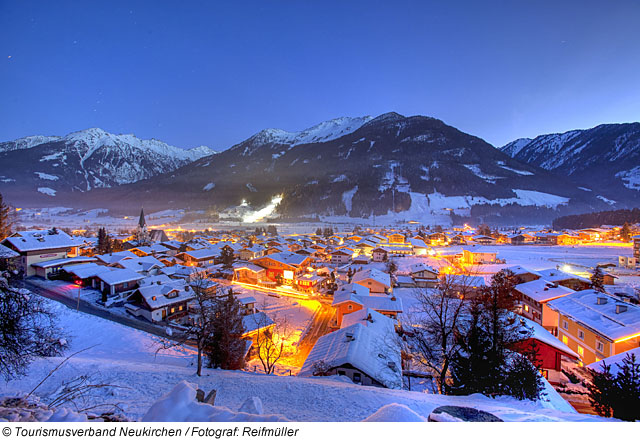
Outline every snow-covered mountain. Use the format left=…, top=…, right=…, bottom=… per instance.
left=0, top=128, right=217, bottom=202
left=238, top=116, right=373, bottom=157
left=501, top=123, right=640, bottom=204
left=90, top=112, right=607, bottom=224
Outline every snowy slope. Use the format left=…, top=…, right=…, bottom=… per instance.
left=0, top=135, right=62, bottom=153
left=3, top=298, right=605, bottom=422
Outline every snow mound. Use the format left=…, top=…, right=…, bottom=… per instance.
left=238, top=396, right=264, bottom=415
left=142, top=381, right=288, bottom=422
left=363, top=403, right=427, bottom=422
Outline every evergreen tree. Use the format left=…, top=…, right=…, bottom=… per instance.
left=0, top=193, right=12, bottom=242
left=219, top=246, right=235, bottom=269
left=477, top=224, right=491, bottom=236
left=267, top=225, right=278, bottom=236
left=0, top=283, right=67, bottom=380
left=590, top=266, right=606, bottom=293
left=620, top=222, right=631, bottom=242
left=587, top=353, right=640, bottom=421
left=206, top=289, right=246, bottom=370
left=97, top=227, right=113, bottom=254
left=315, top=228, right=322, bottom=236
left=449, top=270, right=543, bottom=400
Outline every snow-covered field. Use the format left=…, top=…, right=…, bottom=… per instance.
left=2, top=298, right=607, bottom=422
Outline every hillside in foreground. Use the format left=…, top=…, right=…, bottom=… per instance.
left=2, top=298, right=604, bottom=422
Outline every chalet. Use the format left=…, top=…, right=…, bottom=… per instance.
left=237, top=245, right=265, bottom=261
left=548, top=290, right=640, bottom=365
left=332, top=283, right=402, bottom=327
left=473, top=235, right=497, bottom=245
left=395, top=275, right=416, bottom=288
left=618, top=256, right=638, bottom=269
left=445, top=274, right=487, bottom=296
left=537, top=269, right=591, bottom=291
left=557, top=234, right=581, bottom=246
left=176, top=248, right=219, bottom=266
left=426, top=232, right=447, bottom=246
left=407, top=238, right=430, bottom=256
left=352, top=254, right=370, bottom=265
left=409, top=263, right=439, bottom=288
left=507, top=234, right=527, bottom=245
left=514, top=279, right=575, bottom=330
left=387, top=233, right=405, bottom=244
left=126, top=279, right=195, bottom=323
left=130, top=244, right=170, bottom=257
left=233, top=262, right=268, bottom=285
left=242, top=311, right=275, bottom=337
left=96, top=268, right=145, bottom=297
left=160, top=264, right=208, bottom=281
left=299, top=309, right=402, bottom=389
left=296, top=273, right=324, bottom=293
left=461, top=246, right=497, bottom=265
left=2, top=229, right=78, bottom=277
left=371, top=247, right=388, bottom=262
left=238, top=295, right=257, bottom=315
left=512, top=316, right=580, bottom=384
left=251, top=251, right=312, bottom=285
left=352, top=268, right=392, bottom=294
left=330, top=249, right=353, bottom=265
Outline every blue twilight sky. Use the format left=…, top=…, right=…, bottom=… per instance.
left=1, top=0, right=639, bottom=150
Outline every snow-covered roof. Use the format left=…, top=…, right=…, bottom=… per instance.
left=64, top=263, right=112, bottom=279
left=409, top=263, right=438, bottom=275
left=505, top=265, right=542, bottom=277
left=0, top=243, right=20, bottom=259
left=537, top=269, right=589, bottom=283
left=181, top=248, right=219, bottom=260
left=242, top=311, right=275, bottom=334
left=233, top=262, right=266, bottom=273
left=515, top=279, right=574, bottom=303
left=547, top=290, right=640, bottom=341
left=462, top=246, right=496, bottom=254
left=332, top=285, right=403, bottom=313
left=299, top=317, right=402, bottom=389
left=95, top=250, right=137, bottom=265
left=97, top=268, right=146, bottom=285
left=587, top=347, right=640, bottom=375
left=258, top=251, right=310, bottom=267
left=516, top=316, right=579, bottom=359
left=31, top=256, right=98, bottom=269
left=136, top=280, right=195, bottom=309
left=353, top=268, right=391, bottom=288
left=3, top=230, right=77, bottom=252
left=117, top=256, right=165, bottom=273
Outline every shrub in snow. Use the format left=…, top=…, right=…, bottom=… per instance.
left=0, top=397, right=87, bottom=422
left=238, top=397, right=263, bottom=415
left=142, top=381, right=288, bottom=422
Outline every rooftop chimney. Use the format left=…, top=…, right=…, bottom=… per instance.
left=597, top=297, right=608, bottom=305
left=616, top=304, right=628, bottom=314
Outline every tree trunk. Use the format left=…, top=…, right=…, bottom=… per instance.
left=197, top=341, right=203, bottom=376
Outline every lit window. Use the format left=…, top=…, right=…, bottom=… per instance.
left=595, top=357, right=601, bottom=363
left=562, top=335, right=569, bottom=345
left=524, top=305, right=529, bottom=313
left=577, top=346, right=584, bottom=356
left=578, top=330, right=585, bottom=340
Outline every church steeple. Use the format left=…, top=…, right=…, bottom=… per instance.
left=138, top=208, right=146, bottom=228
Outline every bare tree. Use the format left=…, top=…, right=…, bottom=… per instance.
left=408, top=274, right=474, bottom=394
left=253, top=301, right=294, bottom=374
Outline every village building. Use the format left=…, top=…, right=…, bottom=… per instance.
left=96, top=268, right=145, bottom=297
left=31, top=256, right=98, bottom=279
left=512, top=316, right=580, bottom=384
left=514, top=279, right=575, bottom=331
left=332, top=283, right=402, bottom=327
left=299, top=308, right=403, bottom=389
left=408, top=263, right=439, bottom=288
left=537, top=269, right=591, bottom=291
left=233, top=262, right=268, bottom=285
left=461, top=246, right=498, bottom=265
left=126, top=278, right=195, bottom=323
left=352, top=268, right=392, bottom=294
left=547, top=290, right=640, bottom=365
left=330, top=249, right=353, bottom=265
left=504, top=265, right=542, bottom=284
left=371, top=247, right=388, bottom=262
left=250, top=251, right=312, bottom=285
left=1, top=229, right=78, bottom=277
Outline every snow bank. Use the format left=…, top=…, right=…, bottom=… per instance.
left=142, top=381, right=287, bottom=422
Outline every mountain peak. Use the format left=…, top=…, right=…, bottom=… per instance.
left=367, top=112, right=406, bottom=125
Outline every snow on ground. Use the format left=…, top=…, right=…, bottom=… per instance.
left=2, top=297, right=606, bottom=422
